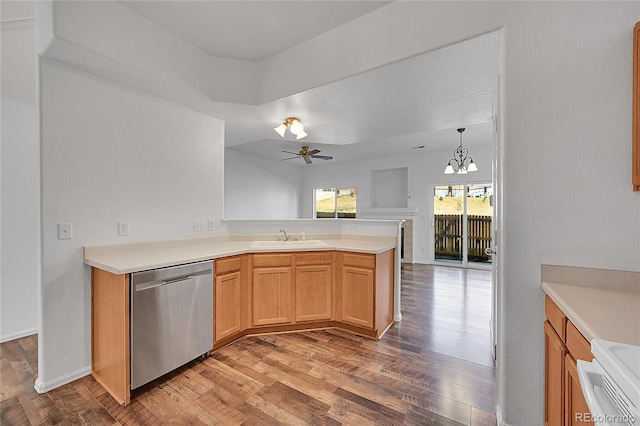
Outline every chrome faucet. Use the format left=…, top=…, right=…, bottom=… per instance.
left=279, top=229, right=289, bottom=241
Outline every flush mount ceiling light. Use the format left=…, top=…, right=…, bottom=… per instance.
left=273, top=117, right=308, bottom=140
left=444, top=127, right=478, bottom=175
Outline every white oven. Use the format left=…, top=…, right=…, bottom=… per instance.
left=577, top=340, right=639, bottom=426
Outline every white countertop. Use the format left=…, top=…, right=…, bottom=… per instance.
left=542, top=265, right=640, bottom=346
left=84, top=234, right=396, bottom=275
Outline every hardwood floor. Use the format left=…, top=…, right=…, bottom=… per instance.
left=1, top=264, right=496, bottom=425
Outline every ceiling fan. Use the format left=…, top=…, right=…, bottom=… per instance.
left=281, top=146, right=333, bottom=164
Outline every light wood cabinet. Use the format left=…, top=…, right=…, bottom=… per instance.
left=214, top=256, right=245, bottom=342
left=544, top=321, right=566, bottom=426
left=295, top=264, right=332, bottom=322
left=338, top=250, right=394, bottom=338
left=544, top=296, right=593, bottom=426
left=92, top=248, right=395, bottom=406
left=253, top=253, right=293, bottom=326
left=633, top=21, right=640, bottom=191
left=565, top=353, right=591, bottom=426
left=340, top=266, right=375, bottom=328
left=91, top=268, right=130, bottom=406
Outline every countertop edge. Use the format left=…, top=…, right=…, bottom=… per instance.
left=85, top=241, right=396, bottom=275
left=542, top=280, right=640, bottom=346
left=542, top=281, right=598, bottom=342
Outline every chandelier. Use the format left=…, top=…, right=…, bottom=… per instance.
left=444, top=127, right=478, bottom=175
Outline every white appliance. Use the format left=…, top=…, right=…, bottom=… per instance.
left=577, top=339, right=640, bottom=426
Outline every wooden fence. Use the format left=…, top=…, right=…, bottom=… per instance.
left=434, top=214, right=492, bottom=262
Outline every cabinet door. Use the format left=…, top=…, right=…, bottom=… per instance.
left=544, top=321, right=566, bottom=426
left=215, top=271, right=242, bottom=342
left=296, top=265, right=332, bottom=322
left=253, top=267, right=292, bottom=326
left=633, top=22, right=640, bottom=191
left=565, top=353, right=590, bottom=426
left=340, top=266, right=374, bottom=329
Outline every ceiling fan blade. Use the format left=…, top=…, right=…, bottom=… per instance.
left=304, top=156, right=312, bottom=165
left=311, top=155, right=333, bottom=160
left=281, top=156, right=299, bottom=161
left=281, top=150, right=300, bottom=155
left=308, top=149, right=321, bottom=155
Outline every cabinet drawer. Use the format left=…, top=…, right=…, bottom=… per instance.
left=253, top=253, right=292, bottom=267
left=342, top=252, right=375, bottom=269
left=216, top=256, right=242, bottom=275
left=545, top=296, right=566, bottom=341
left=566, top=321, right=593, bottom=362
left=296, top=252, right=333, bottom=265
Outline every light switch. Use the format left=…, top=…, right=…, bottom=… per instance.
left=58, top=223, right=73, bottom=240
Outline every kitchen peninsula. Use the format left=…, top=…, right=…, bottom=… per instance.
left=85, top=231, right=397, bottom=405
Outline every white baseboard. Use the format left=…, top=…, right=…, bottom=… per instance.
left=34, top=366, right=91, bottom=393
left=0, top=328, right=38, bottom=343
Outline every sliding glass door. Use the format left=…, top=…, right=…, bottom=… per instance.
left=434, top=183, right=493, bottom=266
left=434, top=185, right=464, bottom=264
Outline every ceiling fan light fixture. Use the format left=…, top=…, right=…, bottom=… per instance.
left=273, top=122, right=288, bottom=137
left=274, top=117, right=308, bottom=139
left=289, top=118, right=303, bottom=134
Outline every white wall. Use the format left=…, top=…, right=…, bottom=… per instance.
left=224, top=149, right=302, bottom=219
left=300, top=146, right=493, bottom=264
left=0, top=3, right=39, bottom=342
left=497, top=4, right=640, bottom=422
left=36, top=59, right=225, bottom=390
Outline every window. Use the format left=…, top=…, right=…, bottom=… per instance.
left=315, top=188, right=356, bottom=218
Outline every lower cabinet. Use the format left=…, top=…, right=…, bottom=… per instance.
left=544, top=296, right=592, bottom=426
left=544, top=320, right=566, bottom=426
left=565, top=353, right=591, bottom=426
left=295, top=264, right=333, bottom=322
left=253, top=266, right=293, bottom=325
left=338, top=250, right=394, bottom=338
left=340, top=265, right=374, bottom=328
left=252, top=253, right=293, bottom=326
left=92, top=248, right=395, bottom=406
left=215, top=256, right=244, bottom=342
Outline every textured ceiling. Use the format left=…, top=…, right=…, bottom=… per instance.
left=222, top=30, right=500, bottom=163
left=120, top=1, right=391, bottom=61
left=119, top=1, right=501, bottom=165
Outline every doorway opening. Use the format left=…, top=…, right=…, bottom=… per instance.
left=433, top=183, right=493, bottom=268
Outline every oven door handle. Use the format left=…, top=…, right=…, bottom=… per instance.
left=577, top=360, right=607, bottom=418
left=577, top=359, right=624, bottom=425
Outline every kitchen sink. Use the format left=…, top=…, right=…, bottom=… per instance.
left=250, top=240, right=331, bottom=249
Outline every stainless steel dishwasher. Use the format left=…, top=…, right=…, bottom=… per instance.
left=130, top=260, right=213, bottom=390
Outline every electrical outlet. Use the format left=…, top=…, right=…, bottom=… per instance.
left=58, top=223, right=73, bottom=240
left=208, top=220, right=216, bottom=231
left=118, top=221, right=129, bottom=236
left=193, top=220, right=205, bottom=232
left=349, top=223, right=358, bottom=230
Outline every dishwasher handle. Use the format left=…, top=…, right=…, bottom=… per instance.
left=134, top=267, right=212, bottom=292
left=136, top=276, right=194, bottom=292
